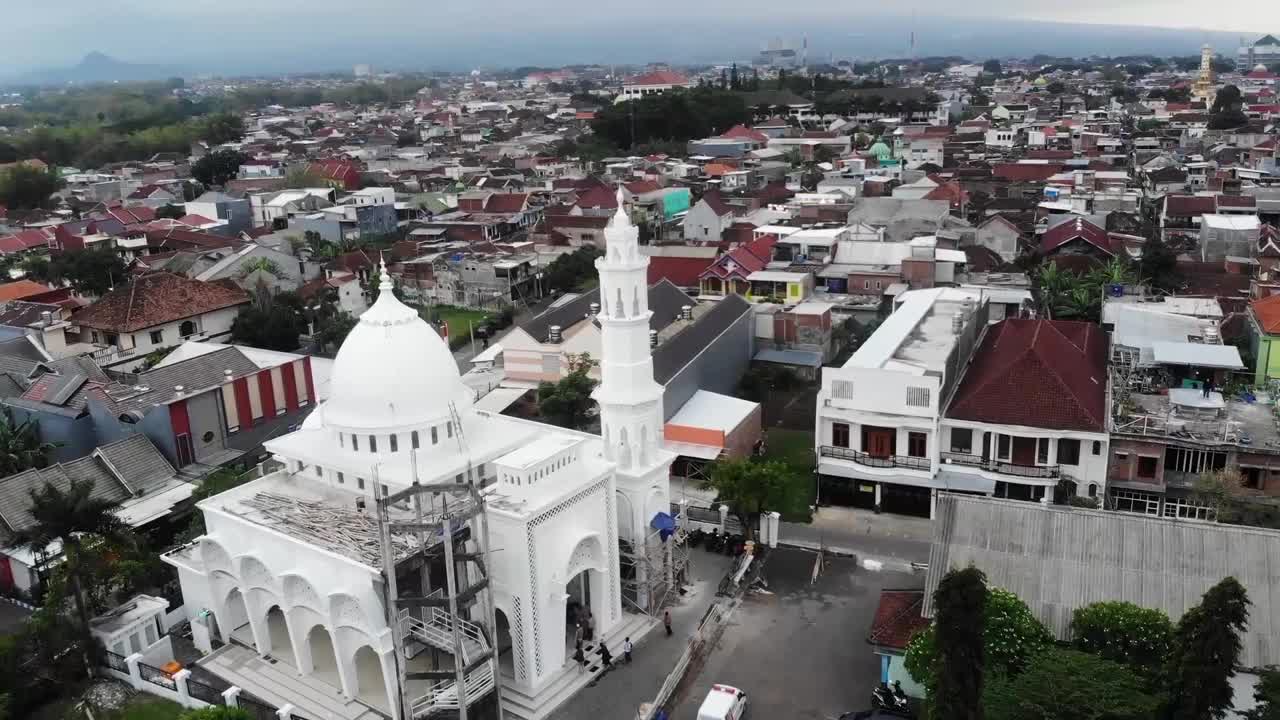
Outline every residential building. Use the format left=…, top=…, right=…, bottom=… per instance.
left=616, top=70, right=693, bottom=103
left=1200, top=214, right=1262, bottom=261
left=308, top=159, right=362, bottom=190
left=682, top=191, right=736, bottom=243
left=971, top=215, right=1023, bottom=264
left=185, top=192, right=252, bottom=236
left=698, top=235, right=775, bottom=298
left=71, top=273, right=251, bottom=370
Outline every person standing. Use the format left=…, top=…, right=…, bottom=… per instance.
left=599, top=643, right=613, bottom=668
left=574, top=645, right=586, bottom=673
left=623, top=636, right=633, bottom=664
left=663, top=610, right=672, bottom=636
left=585, top=611, right=595, bottom=643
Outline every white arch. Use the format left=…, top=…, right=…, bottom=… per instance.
left=201, top=537, right=235, bottom=576
left=238, top=555, right=275, bottom=592
left=632, top=285, right=641, bottom=316
left=282, top=573, right=325, bottom=614
left=618, top=427, right=631, bottom=468
left=615, top=491, right=636, bottom=545
left=328, top=592, right=370, bottom=633
left=563, top=533, right=607, bottom=580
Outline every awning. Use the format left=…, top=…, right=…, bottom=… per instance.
left=934, top=469, right=998, bottom=494
left=116, top=482, right=198, bottom=527
left=473, top=386, right=529, bottom=413
left=1151, top=341, right=1244, bottom=369
left=664, top=440, right=723, bottom=460
left=754, top=348, right=823, bottom=368
left=471, top=343, right=503, bottom=364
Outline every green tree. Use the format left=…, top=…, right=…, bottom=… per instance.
left=536, top=352, right=596, bottom=429
left=983, top=59, right=1003, bottom=75
left=932, top=566, right=986, bottom=720
left=0, top=164, right=62, bottom=211
left=1244, top=667, right=1280, bottom=720
left=1070, top=601, right=1173, bottom=676
left=49, top=246, right=128, bottom=297
left=192, top=148, right=245, bottom=187
left=155, top=203, right=186, bottom=220
left=542, top=246, right=604, bottom=293
left=700, top=457, right=791, bottom=541
left=1165, top=577, right=1251, bottom=720
left=316, top=310, right=358, bottom=353
left=1138, top=235, right=1179, bottom=292
left=0, top=407, right=58, bottom=476
left=286, top=167, right=326, bottom=189
left=180, top=469, right=247, bottom=541
left=230, top=301, right=307, bottom=352
left=1045, top=81, right=1066, bottom=95
left=1209, top=85, right=1248, bottom=130
left=200, top=113, right=246, bottom=145
left=5, top=478, right=130, bottom=677
left=984, top=648, right=1160, bottom=720
left=906, top=587, right=1052, bottom=697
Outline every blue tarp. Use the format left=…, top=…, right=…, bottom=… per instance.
left=650, top=511, right=676, bottom=541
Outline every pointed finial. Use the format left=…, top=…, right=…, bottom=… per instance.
left=608, top=188, right=630, bottom=228
left=378, top=252, right=393, bottom=291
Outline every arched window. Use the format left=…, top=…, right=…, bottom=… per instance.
left=1088, top=484, right=1098, bottom=498
left=632, top=286, right=641, bottom=316
left=615, top=288, right=624, bottom=319
left=412, top=430, right=420, bottom=449
left=352, top=434, right=359, bottom=452
left=179, top=320, right=196, bottom=337
left=369, top=435, right=377, bottom=452
left=390, top=434, right=398, bottom=453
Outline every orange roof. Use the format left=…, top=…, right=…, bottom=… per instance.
left=1252, top=294, right=1280, bottom=334
left=626, top=70, right=689, bottom=86
left=704, top=163, right=736, bottom=177
left=0, top=279, right=52, bottom=302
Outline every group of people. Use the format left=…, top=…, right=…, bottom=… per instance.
left=570, top=609, right=674, bottom=673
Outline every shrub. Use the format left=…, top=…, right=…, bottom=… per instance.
left=1070, top=601, right=1173, bottom=674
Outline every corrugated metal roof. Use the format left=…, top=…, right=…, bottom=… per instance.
left=924, top=494, right=1280, bottom=667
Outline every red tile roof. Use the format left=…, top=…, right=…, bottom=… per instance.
left=992, top=163, right=1063, bottom=182
left=946, top=319, right=1108, bottom=433
left=177, top=214, right=216, bottom=226
left=700, top=190, right=733, bottom=217
left=107, top=205, right=158, bottom=226
left=1164, top=194, right=1217, bottom=217
left=924, top=181, right=968, bottom=209
left=0, top=228, right=55, bottom=254
left=1251, top=293, right=1280, bottom=334
left=720, top=124, right=769, bottom=143
left=1217, top=194, right=1256, bottom=208
left=144, top=227, right=239, bottom=251
left=483, top=193, right=529, bottom=214
left=0, top=279, right=54, bottom=302
left=74, top=272, right=250, bottom=333
left=1260, top=224, right=1280, bottom=258
left=647, top=255, right=714, bottom=289
left=702, top=235, right=774, bottom=280
left=1040, top=217, right=1114, bottom=256
left=626, top=70, right=689, bottom=86
left=624, top=180, right=661, bottom=195
left=867, top=590, right=928, bottom=651
left=575, top=185, right=618, bottom=210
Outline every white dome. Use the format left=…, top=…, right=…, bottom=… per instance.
left=323, top=263, right=471, bottom=431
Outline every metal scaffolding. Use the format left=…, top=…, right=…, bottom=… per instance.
left=375, top=474, right=503, bottom=720
left=620, top=525, right=691, bottom=616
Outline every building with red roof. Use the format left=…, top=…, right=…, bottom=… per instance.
left=617, top=70, right=693, bottom=103
left=941, top=318, right=1110, bottom=501
left=1040, top=217, right=1115, bottom=260
left=698, top=234, right=775, bottom=297
left=308, top=158, right=362, bottom=190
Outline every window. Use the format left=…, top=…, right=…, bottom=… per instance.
left=357, top=477, right=365, bottom=490
left=1036, top=438, right=1050, bottom=464
left=369, top=435, right=377, bottom=452
left=997, top=434, right=1011, bottom=460
left=390, top=434, right=398, bottom=452
left=1111, top=488, right=1160, bottom=515
left=91, top=331, right=99, bottom=344
left=907, top=432, right=927, bottom=458
left=447, top=422, right=453, bottom=438
left=412, top=431, right=420, bottom=449
left=380, top=484, right=389, bottom=497
left=1087, top=483, right=1097, bottom=498
left=1057, top=439, right=1080, bottom=466
left=950, top=428, right=972, bottom=454
left=338, top=472, right=344, bottom=484
left=150, top=330, right=164, bottom=345
left=339, top=434, right=344, bottom=448
left=832, top=423, right=850, bottom=448
left=315, top=466, right=323, bottom=477
left=431, top=427, right=438, bottom=444
left=1092, top=440, right=1101, bottom=455
left=352, top=434, right=359, bottom=451
left=1137, top=456, right=1158, bottom=479
left=864, top=280, right=871, bottom=290
left=905, top=387, right=931, bottom=408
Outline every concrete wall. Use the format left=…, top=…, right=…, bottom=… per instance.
left=5, top=406, right=99, bottom=463
left=186, top=391, right=227, bottom=463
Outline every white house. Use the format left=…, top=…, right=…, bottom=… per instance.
left=682, top=193, right=735, bottom=243
left=972, top=215, right=1023, bottom=264
left=616, top=70, right=693, bottom=103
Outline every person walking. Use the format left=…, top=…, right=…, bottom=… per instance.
left=599, top=644, right=613, bottom=669
left=623, top=636, right=633, bottom=664
left=574, top=645, right=586, bottom=673
left=663, top=610, right=672, bottom=637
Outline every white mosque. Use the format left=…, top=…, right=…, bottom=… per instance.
left=163, top=193, right=675, bottom=720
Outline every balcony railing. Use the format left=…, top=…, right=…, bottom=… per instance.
left=940, top=452, right=1060, bottom=479
left=820, top=446, right=931, bottom=471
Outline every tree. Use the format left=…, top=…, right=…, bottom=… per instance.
left=230, top=300, right=307, bottom=352
left=199, top=113, right=246, bottom=145
left=1045, top=81, right=1066, bottom=95
left=5, top=478, right=130, bottom=678
left=180, top=469, right=247, bottom=541
left=1138, top=235, right=1179, bottom=292
left=700, top=457, right=791, bottom=541
left=155, top=203, right=186, bottom=220
left=1244, top=667, right=1280, bottom=720
left=983, top=59, right=1003, bottom=75
left=542, top=246, right=604, bottom=293
left=0, top=164, right=62, bottom=211
left=1210, top=85, right=1248, bottom=130
left=984, top=648, right=1160, bottom=720
left=906, top=587, right=1051, bottom=698
left=285, top=167, right=326, bottom=189
left=536, top=353, right=596, bottom=429
left=316, top=311, right=358, bottom=353
left=192, top=148, right=245, bottom=187
left=932, top=566, right=986, bottom=720
left=1070, top=601, right=1173, bottom=676
left=0, top=407, right=58, bottom=476
left=49, top=246, right=128, bottom=296
left=1165, top=577, right=1251, bottom=720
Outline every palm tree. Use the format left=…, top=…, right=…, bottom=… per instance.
left=7, top=478, right=129, bottom=677
left=0, top=407, right=58, bottom=476
left=1034, top=262, right=1071, bottom=320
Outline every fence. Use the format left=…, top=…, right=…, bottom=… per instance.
left=104, top=650, right=129, bottom=673
left=186, top=675, right=225, bottom=706
left=99, top=652, right=310, bottom=719
left=638, top=598, right=739, bottom=720
left=239, top=694, right=279, bottom=720
left=137, top=660, right=177, bottom=690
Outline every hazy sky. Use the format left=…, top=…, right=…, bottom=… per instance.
left=5, top=0, right=1280, bottom=73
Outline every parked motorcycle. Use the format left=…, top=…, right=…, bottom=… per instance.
left=871, top=682, right=911, bottom=716
left=688, top=527, right=706, bottom=548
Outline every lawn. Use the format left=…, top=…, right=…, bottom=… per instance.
left=107, top=696, right=186, bottom=720
left=759, top=428, right=817, bottom=523
left=418, top=305, right=492, bottom=349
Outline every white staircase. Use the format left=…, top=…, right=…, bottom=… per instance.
left=500, top=612, right=656, bottom=720
left=398, top=600, right=496, bottom=718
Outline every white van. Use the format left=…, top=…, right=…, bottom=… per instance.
left=697, top=684, right=748, bottom=720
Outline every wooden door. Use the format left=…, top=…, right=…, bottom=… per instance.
left=866, top=430, right=894, bottom=458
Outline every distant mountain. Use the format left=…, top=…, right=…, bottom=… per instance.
left=6, top=52, right=184, bottom=86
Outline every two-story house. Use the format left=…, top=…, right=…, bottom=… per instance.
left=683, top=192, right=736, bottom=244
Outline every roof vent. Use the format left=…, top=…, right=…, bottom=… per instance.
left=549, top=325, right=562, bottom=343
left=681, top=304, right=693, bottom=321
left=590, top=302, right=600, bottom=317
left=951, top=312, right=965, bottom=335
left=1203, top=324, right=1220, bottom=344
left=174, top=385, right=185, bottom=398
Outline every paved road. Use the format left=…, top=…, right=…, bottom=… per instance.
left=667, top=546, right=923, bottom=720
left=780, top=506, right=933, bottom=570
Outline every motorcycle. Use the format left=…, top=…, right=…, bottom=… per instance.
left=871, top=682, right=911, bottom=716
left=688, top=527, right=705, bottom=548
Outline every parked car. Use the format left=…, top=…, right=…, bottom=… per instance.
left=697, top=684, right=748, bottom=720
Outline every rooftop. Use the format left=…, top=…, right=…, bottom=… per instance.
left=847, top=288, right=982, bottom=374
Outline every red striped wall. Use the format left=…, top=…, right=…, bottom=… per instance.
left=281, top=362, right=298, bottom=410
left=233, top=378, right=253, bottom=428
left=259, top=369, right=277, bottom=418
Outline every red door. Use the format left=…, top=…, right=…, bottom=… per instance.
left=1011, top=437, right=1036, bottom=466
left=866, top=430, right=894, bottom=458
